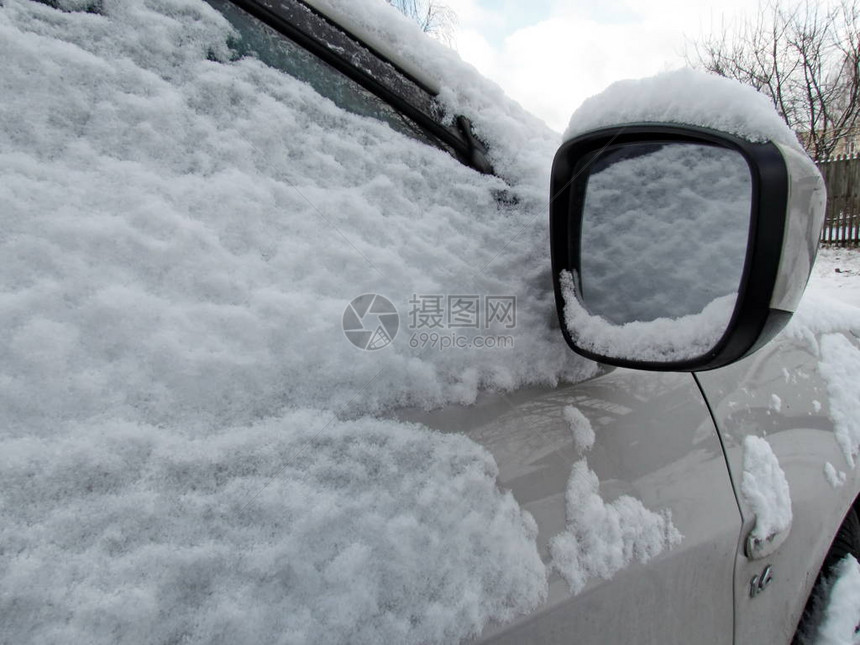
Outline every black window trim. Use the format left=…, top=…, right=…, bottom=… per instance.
left=226, top=0, right=494, bottom=174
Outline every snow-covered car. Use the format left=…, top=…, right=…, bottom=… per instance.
left=3, top=0, right=860, bottom=643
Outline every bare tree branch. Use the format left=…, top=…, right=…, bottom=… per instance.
left=686, top=0, right=860, bottom=160
left=386, top=0, right=457, bottom=46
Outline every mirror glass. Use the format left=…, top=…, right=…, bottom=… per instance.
left=565, top=141, right=752, bottom=362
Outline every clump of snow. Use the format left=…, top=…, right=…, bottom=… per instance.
left=549, top=460, right=682, bottom=594
left=783, top=250, right=860, bottom=358
left=560, top=271, right=735, bottom=362
left=824, top=462, right=847, bottom=489
left=772, top=394, right=783, bottom=413
left=786, top=253, right=860, bottom=481
left=787, top=292, right=860, bottom=344
left=563, top=405, right=594, bottom=453
left=578, top=142, right=749, bottom=325
left=819, top=334, right=860, bottom=468
left=0, top=411, right=547, bottom=643
left=740, top=436, right=792, bottom=556
left=810, top=555, right=860, bottom=645
left=788, top=250, right=860, bottom=354
left=564, top=68, right=802, bottom=151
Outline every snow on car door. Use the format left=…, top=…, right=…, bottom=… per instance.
left=397, top=368, right=741, bottom=643
left=698, top=321, right=860, bottom=644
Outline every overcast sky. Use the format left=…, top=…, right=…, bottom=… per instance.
left=445, top=0, right=758, bottom=132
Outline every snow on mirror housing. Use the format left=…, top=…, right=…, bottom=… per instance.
left=550, top=124, right=826, bottom=371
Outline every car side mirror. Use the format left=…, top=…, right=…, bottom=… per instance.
left=550, top=124, right=826, bottom=371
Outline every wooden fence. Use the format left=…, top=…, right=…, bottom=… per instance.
left=817, top=153, right=860, bottom=247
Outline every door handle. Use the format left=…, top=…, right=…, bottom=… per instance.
left=745, top=520, right=791, bottom=559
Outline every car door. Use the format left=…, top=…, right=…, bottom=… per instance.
left=698, top=328, right=860, bottom=643
left=398, top=367, right=742, bottom=644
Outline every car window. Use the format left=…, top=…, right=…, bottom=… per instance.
left=206, top=0, right=457, bottom=155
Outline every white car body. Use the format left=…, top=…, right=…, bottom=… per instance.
left=400, top=330, right=860, bottom=643
left=3, top=1, right=859, bottom=643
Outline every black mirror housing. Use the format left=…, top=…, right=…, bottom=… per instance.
left=550, top=124, right=825, bottom=372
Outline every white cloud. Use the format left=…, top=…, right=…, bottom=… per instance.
left=454, top=26, right=499, bottom=75
left=447, top=0, right=760, bottom=132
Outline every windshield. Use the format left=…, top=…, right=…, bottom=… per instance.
left=206, top=0, right=453, bottom=153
